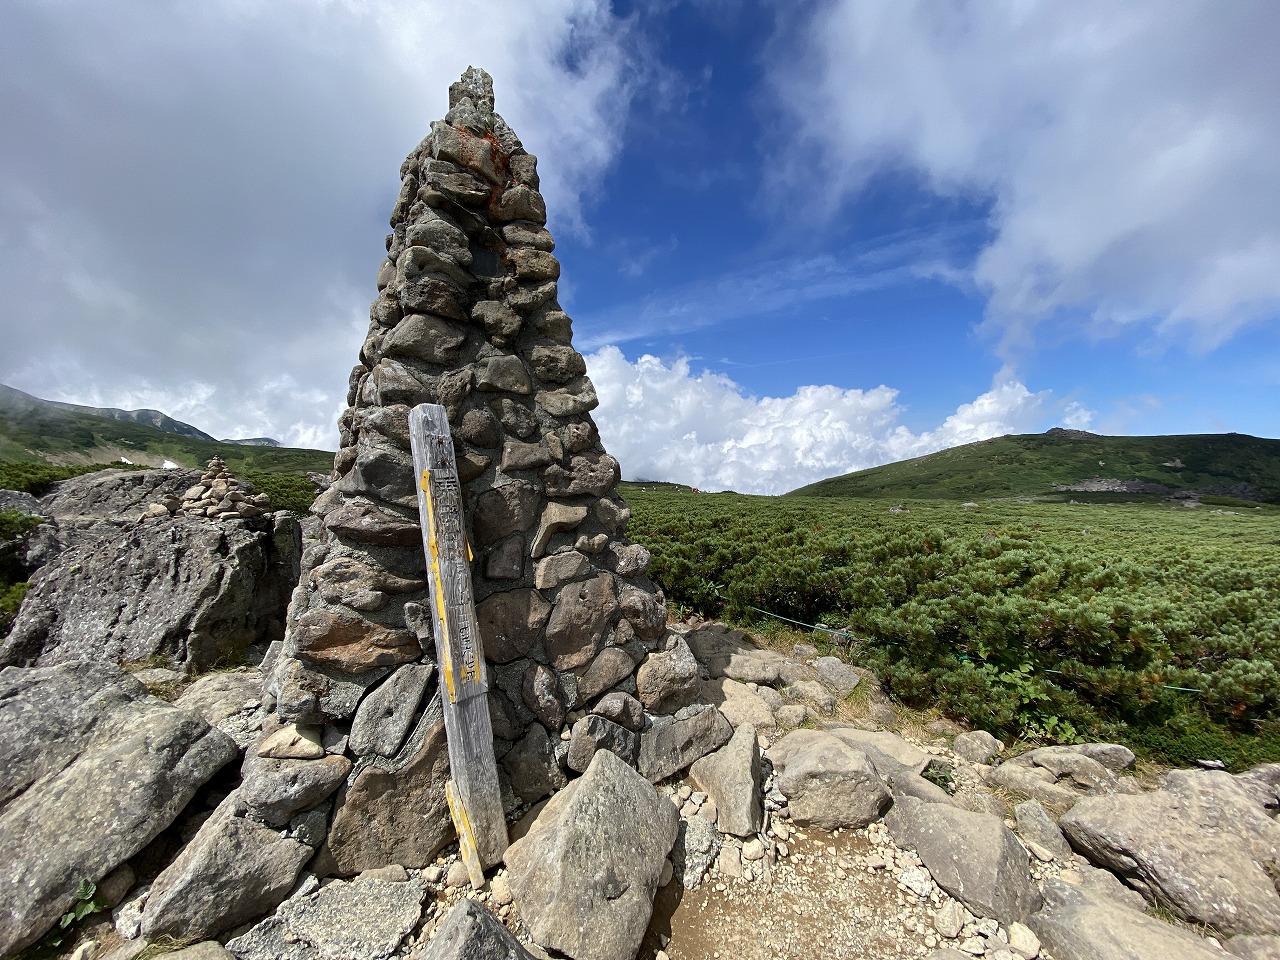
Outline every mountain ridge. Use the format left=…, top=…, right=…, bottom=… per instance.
left=788, top=429, right=1280, bottom=503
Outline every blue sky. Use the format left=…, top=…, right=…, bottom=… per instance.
left=2, top=1, right=1277, bottom=493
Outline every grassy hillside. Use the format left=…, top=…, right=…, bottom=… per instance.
left=0, top=389, right=333, bottom=476
left=789, top=430, right=1280, bottom=503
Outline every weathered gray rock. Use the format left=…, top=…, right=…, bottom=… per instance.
left=576, top=646, right=635, bottom=702
left=768, top=729, right=891, bottom=830
left=1029, top=878, right=1223, bottom=960
left=502, top=723, right=568, bottom=803
left=228, top=877, right=428, bottom=960
left=2, top=511, right=300, bottom=671
left=521, top=662, right=566, bottom=730
left=504, top=750, right=678, bottom=960
left=348, top=662, right=435, bottom=757
left=177, top=669, right=262, bottom=723
left=690, top=723, right=763, bottom=838
left=240, top=751, right=352, bottom=826
left=812, top=656, right=861, bottom=697
left=476, top=589, right=552, bottom=663
left=0, top=661, right=238, bottom=957
left=592, top=691, right=645, bottom=731
left=826, top=726, right=930, bottom=777
left=38, top=467, right=202, bottom=522
left=700, top=676, right=777, bottom=737
left=413, top=898, right=536, bottom=960
left=886, top=796, right=1042, bottom=924
left=672, top=814, right=720, bottom=889
left=321, top=713, right=454, bottom=874
left=1060, top=769, right=1280, bottom=934
left=1225, top=935, right=1280, bottom=960
left=636, top=634, right=701, bottom=714
left=141, top=793, right=313, bottom=942
left=544, top=572, right=616, bottom=671
left=685, top=624, right=807, bottom=687
left=1015, top=799, right=1072, bottom=860
left=567, top=714, right=638, bottom=772
left=952, top=730, right=1003, bottom=765
left=637, top=705, right=733, bottom=782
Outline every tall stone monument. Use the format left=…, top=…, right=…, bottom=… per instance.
left=264, top=67, right=729, bottom=875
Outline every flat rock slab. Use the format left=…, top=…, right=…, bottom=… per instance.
left=227, top=877, right=428, bottom=960
left=0, top=661, right=238, bottom=956
left=684, top=624, right=808, bottom=687
left=1060, top=768, right=1280, bottom=935
left=411, top=898, right=535, bottom=960
left=767, top=729, right=891, bottom=830
left=1029, top=878, right=1223, bottom=960
left=504, top=749, right=679, bottom=960
left=885, top=796, right=1041, bottom=924
left=637, top=704, right=732, bottom=782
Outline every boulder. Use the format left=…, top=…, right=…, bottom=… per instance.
left=636, top=705, right=733, bottom=783
left=635, top=635, right=701, bottom=714
left=826, top=726, right=930, bottom=777
left=37, top=467, right=202, bottom=522
left=1059, top=769, right=1280, bottom=934
left=1, top=512, right=300, bottom=671
left=348, top=662, right=435, bottom=758
left=952, top=730, right=1003, bottom=765
left=175, top=669, right=263, bottom=724
left=504, top=750, right=679, bottom=960
left=0, top=661, right=238, bottom=957
left=140, top=793, right=314, bottom=942
left=700, top=676, right=777, bottom=736
left=684, top=624, right=807, bottom=687
left=690, top=723, right=763, bottom=838
left=567, top=714, right=638, bottom=772
left=767, top=729, right=891, bottom=830
left=414, top=898, right=536, bottom=960
left=591, top=691, right=645, bottom=732
left=1225, top=936, right=1280, bottom=960
left=885, top=796, right=1042, bottom=924
left=812, top=656, right=861, bottom=697
left=1029, top=878, right=1224, bottom=960
left=1014, top=799, right=1072, bottom=861
left=502, top=723, right=568, bottom=803
left=240, top=751, right=351, bottom=825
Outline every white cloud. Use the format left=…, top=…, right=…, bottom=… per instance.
left=770, top=1, right=1280, bottom=355
left=0, top=0, right=638, bottom=447
left=1062, top=401, right=1095, bottom=431
left=586, top=346, right=1045, bottom=495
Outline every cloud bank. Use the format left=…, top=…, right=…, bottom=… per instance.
left=0, top=0, right=637, bottom=447
left=587, top=347, right=1045, bottom=495
left=771, top=0, right=1280, bottom=355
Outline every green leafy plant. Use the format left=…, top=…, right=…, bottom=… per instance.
left=17, top=879, right=109, bottom=959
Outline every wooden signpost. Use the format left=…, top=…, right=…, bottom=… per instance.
left=409, top=404, right=508, bottom=887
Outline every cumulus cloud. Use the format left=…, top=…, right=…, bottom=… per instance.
left=587, top=347, right=1045, bottom=495
left=769, top=0, right=1280, bottom=355
left=0, top=0, right=638, bottom=447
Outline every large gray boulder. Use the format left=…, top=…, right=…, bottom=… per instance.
left=1060, top=768, right=1280, bottom=934
left=1, top=509, right=301, bottom=671
left=140, top=792, right=315, bottom=942
left=36, top=467, right=202, bottom=522
left=885, top=796, right=1041, bottom=924
left=767, top=729, right=891, bottom=830
left=504, top=749, right=679, bottom=960
left=690, top=722, right=763, bottom=838
left=1029, top=878, right=1224, bottom=960
left=413, top=898, right=535, bottom=960
left=987, top=744, right=1134, bottom=810
left=0, top=661, right=238, bottom=957
left=684, top=624, right=809, bottom=687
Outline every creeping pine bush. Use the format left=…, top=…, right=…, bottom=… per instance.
left=624, top=487, right=1280, bottom=767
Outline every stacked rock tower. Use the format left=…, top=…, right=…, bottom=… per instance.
left=265, top=67, right=726, bottom=875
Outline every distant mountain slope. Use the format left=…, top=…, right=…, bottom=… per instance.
left=788, top=429, right=1280, bottom=502
left=222, top=437, right=283, bottom=447
left=0, top=383, right=333, bottom=475
left=0, top=383, right=216, bottom=441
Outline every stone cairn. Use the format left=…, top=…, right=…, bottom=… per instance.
left=171, top=457, right=272, bottom=520
left=261, top=67, right=730, bottom=877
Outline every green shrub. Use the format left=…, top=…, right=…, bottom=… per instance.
left=241, top=471, right=320, bottom=514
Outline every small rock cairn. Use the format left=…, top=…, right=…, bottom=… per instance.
left=175, top=457, right=271, bottom=520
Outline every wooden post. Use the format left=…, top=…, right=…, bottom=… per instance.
left=409, top=404, right=508, bottom=886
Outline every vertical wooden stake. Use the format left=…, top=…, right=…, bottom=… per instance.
left=410, top=404, right=508, bottom=886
